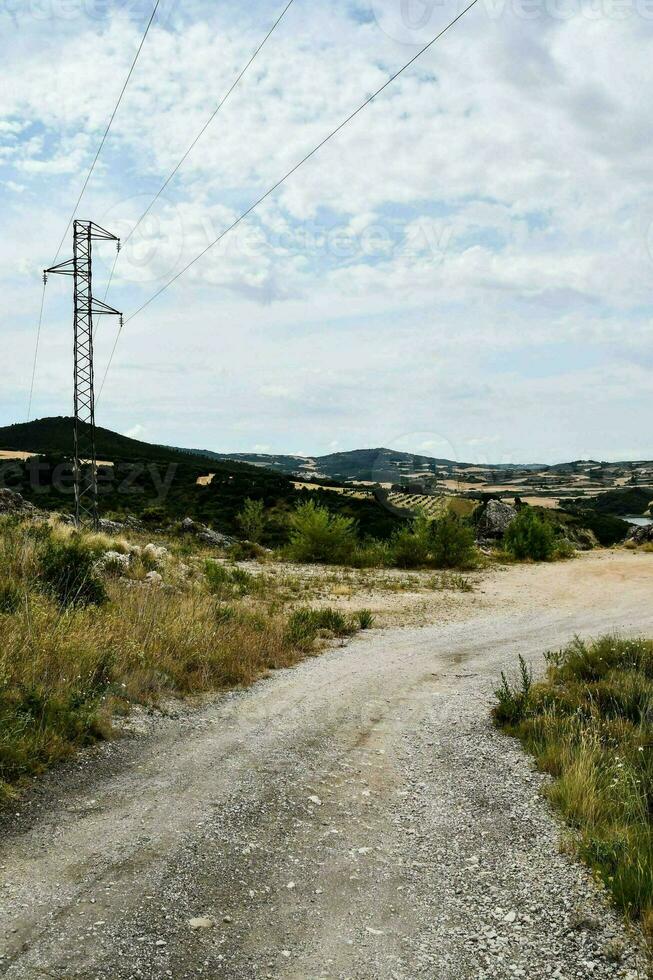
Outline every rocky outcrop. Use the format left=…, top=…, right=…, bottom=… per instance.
left=142, top=543, right=169, bottom=564
left=0, top=488, right=36, bottom=515
left=179, top=517, right=235, bottom=548
left=628, top=523, right=653, bottom=545
left=476, top=499, right=517, bottom=540
left=97, top=516, right=145, bottom=534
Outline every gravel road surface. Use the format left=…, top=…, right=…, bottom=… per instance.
left=1, top=552, right=651, bottom=979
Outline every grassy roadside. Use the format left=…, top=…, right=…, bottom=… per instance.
left=0, top=516, right=371, bottom=802
left=493, top=636, right=653, bottom=939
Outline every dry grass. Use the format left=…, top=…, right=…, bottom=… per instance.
left=0, top=516, right=365, bottom=800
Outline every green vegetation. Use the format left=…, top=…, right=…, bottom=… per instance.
left=355, top=609, right=375, bottom=629
left=0, top=517, right=370, bottom=801
left=39, top=534, right=108, bottom=608
left=494, top=636, right=653, bottom=935
left=285, top=607, right=358, bottom=648
left=390, top=512, right=478, bottom=570
left=282, top=503, right=479, bottom=570
left=504, top=508, right=557, bottom=561
left=388, top=514, right=432, bottom=568
left=204, top=561, right=257, bottom=599
left=561, top=508, right=631, bottom=547
left=237, top=498, right=267, bottom=543
left=5, top=453, right=400, bottom=546
left=286, top=500, right=358, bottom=564
left=573, top=487, right=652, bottom=517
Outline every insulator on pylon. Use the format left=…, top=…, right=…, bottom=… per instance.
left=43, top=272, right=48, bottom=284
left=116, top=241, right=121, bottom=253
left=120, top=314, right=124, bottom=329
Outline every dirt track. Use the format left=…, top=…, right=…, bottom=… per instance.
left=1, top=552, right=651, bottom=979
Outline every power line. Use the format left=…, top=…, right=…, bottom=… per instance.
left=26, top=278, right=47, bottom=420
left=97, top=0, right=480, bottom=403
left=52, top=0, right=162, bottom=267
left=27, top=0, right=162, bottom=421
left=103, top=0, right=297, bottom=303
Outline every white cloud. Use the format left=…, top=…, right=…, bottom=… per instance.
left=0, top=0, right=651, bottom=461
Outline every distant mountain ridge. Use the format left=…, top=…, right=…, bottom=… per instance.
left=2, top=418, right=651, bottom=487
left=171, top=445, right=547, bottom=482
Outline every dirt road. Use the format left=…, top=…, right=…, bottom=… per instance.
left=1, top=552, right=651, bottom=979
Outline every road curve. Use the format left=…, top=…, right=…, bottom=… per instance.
left=1, top=553, right=651, bottom=979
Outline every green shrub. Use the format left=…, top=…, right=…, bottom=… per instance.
left=229, top=540, right=266, bottom=561
left=554, top=538, right=576, bottom=559
left=389, top=514, right=432, bottom=568
left=39, top=536, right=107, bottom=608
left=237, top=498, right=267, bottom=543
left=286, top=606, right=356, bottom=648
left=286, top=501, right=357, bottom=564
left=355, top=609, right=375, bottom=629
left=493, top=655, right=533, bottom=725
left=390, top=513, right=477, bottom=570
left=205, top=561, right=255, bottom=598
left=504, top=508, right=556, bottom=561
left=430, top=513, right=477, bottom=569
left=350, top=539, right=391, bottom=568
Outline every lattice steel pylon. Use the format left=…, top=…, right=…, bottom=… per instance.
left=45, top=220, right=122, bottom=530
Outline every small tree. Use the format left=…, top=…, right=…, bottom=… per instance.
left=504, top=507, right=555, bottom=561
left=390, top=512, right=477, bottom=569
left=390, top=513, right=432, bottom=568
left=286, top=500, right=357, bottom=564
left=237, top=498, right=266, bottom=543
left=431, top=513, right=477, bottom=569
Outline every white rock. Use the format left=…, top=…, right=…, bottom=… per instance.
left=96, top=551, right=131, bottom=575
left=188, top=917, right=214, bottom=930
left=143, top=543, right=169, bottom=563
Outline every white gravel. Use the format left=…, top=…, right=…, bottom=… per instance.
left=0, top=554, right=651, bottom=979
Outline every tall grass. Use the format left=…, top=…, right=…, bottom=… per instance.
left=493, top=635, right=653, bottom=935
left=0, top=517, right=366, bottom=801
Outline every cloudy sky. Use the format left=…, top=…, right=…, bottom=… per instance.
left=1, top=0, right=651, bottom=464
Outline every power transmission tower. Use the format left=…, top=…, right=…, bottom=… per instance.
left=45, top=221, right=122, bottom=530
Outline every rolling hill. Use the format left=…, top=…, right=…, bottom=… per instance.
left=0, top=417, right=246, bottom=469
left=172, top=445, right=545, bottom=482
left=0, top=417, right=402, bottom=541
left=2, top=417, right=651, bottom=521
